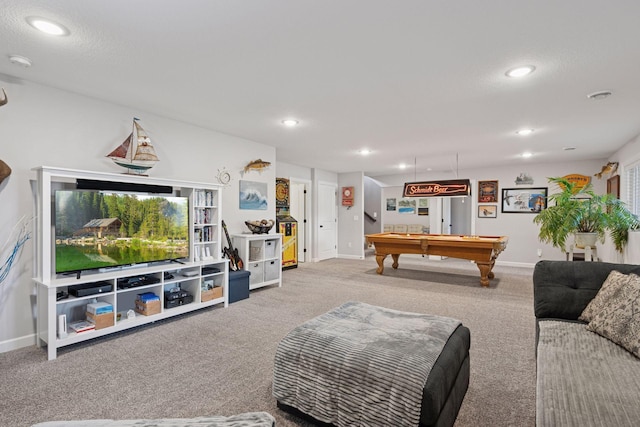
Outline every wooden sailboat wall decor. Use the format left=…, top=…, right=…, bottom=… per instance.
left=106, top=118, right=159, bottom=175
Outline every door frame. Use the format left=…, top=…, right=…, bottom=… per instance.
left=290, top=178, right=311, bottom=263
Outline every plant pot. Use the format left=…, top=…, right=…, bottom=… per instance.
left=575, top=232, right=598, bottom=249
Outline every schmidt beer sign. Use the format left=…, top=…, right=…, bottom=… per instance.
left=403, top=179, right=471, bottom=198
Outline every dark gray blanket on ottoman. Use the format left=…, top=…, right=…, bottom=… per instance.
left=273, top=301, right=462, bottom=427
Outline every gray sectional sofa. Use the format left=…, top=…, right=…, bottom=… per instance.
left=533, top=260, right=640, bottom=427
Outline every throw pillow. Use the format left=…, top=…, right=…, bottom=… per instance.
left=587, top=274, right=640, bottom=358
left=579, top=270, right=632, bottom=322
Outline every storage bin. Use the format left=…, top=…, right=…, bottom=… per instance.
left=264, top=259, right=280, bottom=281
left=247, top=261, right=264, bottom=284
left=229, top=270, right=250, bottom=303
left=201, top=286, right=223, bottom=302
left=265, top=239, right=277, bottom=259
left=249, top=241, right=262, bottom=261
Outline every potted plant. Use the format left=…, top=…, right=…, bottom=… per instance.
left=533, top=176, right=639, bottom=253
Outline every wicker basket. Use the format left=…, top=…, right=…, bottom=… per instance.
left=245, top=220, right=274, bottom=234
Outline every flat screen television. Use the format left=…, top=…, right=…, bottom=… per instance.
left=54, top=190, right=189, bottom=274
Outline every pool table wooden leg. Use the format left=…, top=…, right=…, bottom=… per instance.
left=476, top=261, right=493, bottom=287
left=391, top=253, right=400, bottom=270
left=375, top=254, right=387, bottom=274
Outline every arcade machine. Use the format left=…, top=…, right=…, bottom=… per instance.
left=276, top=177, right=298, bottom=269
left=277, top=215, right=298, bottom=269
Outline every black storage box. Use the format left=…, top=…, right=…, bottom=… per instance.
left=164, top=288, right=189, bottom=301
left=164, top=294, right=193, bottom=309
left=229, top=270, right=250, bottom=303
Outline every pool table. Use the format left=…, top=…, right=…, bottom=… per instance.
left=365, top=233, right=508, bottom=287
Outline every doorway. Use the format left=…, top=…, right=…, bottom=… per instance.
left=317, top=181, right=337, bottom=261
left=289, top=179, right=310, bottom=263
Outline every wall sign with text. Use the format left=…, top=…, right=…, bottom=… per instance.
left=403, top=179, right=471, bottom=198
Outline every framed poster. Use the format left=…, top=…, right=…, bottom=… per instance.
left=502, top=187, right=548, bottom=213
left=418, top=199, right=429, bottom=216
left=342, top=186, right=354, bottom=206
left=275, top=177, right=289, bottom=208
left=386, top=198, right=397, bottom=211
left=478, top=180, right=498, bottom=203
left=607, top=175, right=620, bottom=199
left=239, top=180, right=268, bottom=210
left=398, top=198, right=416, bottom=214
left=478, top=205, right=497, bottom=218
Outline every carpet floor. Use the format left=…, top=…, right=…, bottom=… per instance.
left=0, top=254, right=536, bottom=427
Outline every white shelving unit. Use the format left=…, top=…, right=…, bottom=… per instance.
left=232, top=233, right=282, bottom=290
left=33, top=166, right=228, bottom=360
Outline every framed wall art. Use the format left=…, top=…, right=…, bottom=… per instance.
left=386, top=198, right=396, bottom=211
left=239, top=180, right=268, bottom=210
left=478, top=180, right=498, bottom=203
left=607, top=175, right=620, bottom=199
left=398, top=198, right=416, bottom=214
left=501, top=187, right=548, bottom=213
left=418, top=199, right=429, bottom=216
left=478, top=205, right=497, bottom=218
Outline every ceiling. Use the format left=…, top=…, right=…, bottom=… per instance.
left=2, top=1, right=640, bottom=177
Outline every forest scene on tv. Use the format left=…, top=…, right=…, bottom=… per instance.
left=55, top=190, right=189, bottom=273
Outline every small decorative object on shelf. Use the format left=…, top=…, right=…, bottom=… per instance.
left=106, top=118, right=159, bottom=175
left=245, top=219, right=275, bottom=234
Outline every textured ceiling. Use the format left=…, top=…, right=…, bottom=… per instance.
left=2, top=0, right=640, bottom=176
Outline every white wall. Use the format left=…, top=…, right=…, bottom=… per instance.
left=363, top=176, right=382, bottom=236
left=338, top=172, right=364, bottom=259
left=0, top=77, right=276, bottom=353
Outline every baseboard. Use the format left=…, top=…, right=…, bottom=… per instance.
left=338, top=254, right=365, bottom=260
left=0, top=333, right=36, bottom=355
left=496, top=260, right=536, bottom=269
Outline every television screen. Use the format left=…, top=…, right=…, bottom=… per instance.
left=54, top=190, right=189, bottom=274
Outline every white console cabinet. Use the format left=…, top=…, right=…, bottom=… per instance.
left=33, top=166, right=228, bottom=360
left=232, top=233, right=282, bottom=290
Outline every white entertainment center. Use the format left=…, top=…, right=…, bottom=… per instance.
left=33, top=166, right=229, bottom=360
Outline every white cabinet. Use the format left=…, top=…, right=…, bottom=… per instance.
left=33, top=166, right=228, bottom=360
left=232, top=234, right=282, bottom=290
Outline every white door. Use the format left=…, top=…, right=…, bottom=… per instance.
left=317, top=181, right=337, bottom=260
left=289, top=180, right=308, bottom=263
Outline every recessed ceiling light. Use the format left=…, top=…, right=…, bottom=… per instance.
left=26, top=17, right=69, bottom=36
left=516, top=128, right=534, bottom=136
left=281, top=119, right=299, bottom=127
left=587, top=91, right=612, bottom=100
left=505, top=65, right=536, bottom=78
left=398, top=163, right=408, bottom=169
left=9, top=54, right=32, bottom=67
left=358, top=149, right=371, bottom=156
left=522, top=152, right=533, bottom=158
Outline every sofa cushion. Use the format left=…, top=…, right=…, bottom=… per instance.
left=537, top=320, right=640, bottom=426
left=533, top=260, right=640, bottom=321
left=588, top=274, right=640, bottom=358
left=579, top=270, right=634, bottom=322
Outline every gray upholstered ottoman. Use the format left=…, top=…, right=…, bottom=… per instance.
left=273, top=302, right=470, bottom=427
